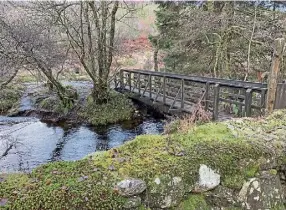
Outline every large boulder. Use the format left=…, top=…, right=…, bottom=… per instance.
left=116, top=179, right=146, bottom=197
left=192, top=164, right=220, bottom=193
left=238, top=170, right=284, bottom=209
left=146, top=175, right=185, bottom=209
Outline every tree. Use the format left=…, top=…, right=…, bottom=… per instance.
left=0, top=2, right=75, bottom=106
left=37, top=1, right=121, bottom=103
left=153, top=1, right=286, bottom=81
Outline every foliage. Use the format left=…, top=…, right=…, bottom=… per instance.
left=78, top=91, right=135, bottom=125
left=164, top=103, right=211, bottom=134
left=0, top=85, right=23, bottom=114
left=153, top=1, right=286, bottom=81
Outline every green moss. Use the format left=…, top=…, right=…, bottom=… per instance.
left=38, top=97, right=68, bottom=114
left=1, top=112, right=284, bottom=209
left=78, top=91, right=134, bottom=125
left=222, top=175, right=244, bottom=190
left=269, top=169, right=277, bottom=175
left=177, top=195, right=210, bottom=210
left=0, top=85, right=23, bottom=114
left=245, top=164, right=259, bottom=178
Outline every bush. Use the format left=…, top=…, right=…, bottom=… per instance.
left=0, top=85, right=23, bottom=114
left=79, top=91, right=135, bottom=125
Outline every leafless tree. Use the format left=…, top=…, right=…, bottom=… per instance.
left=0, top=2, right=75, bottom=105
left=34, top=1, right=140, bottom=103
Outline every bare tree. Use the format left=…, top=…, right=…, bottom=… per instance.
left=0, top=2, right=75, bottom=106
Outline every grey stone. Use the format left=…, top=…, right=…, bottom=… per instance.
left=116, top=179, right=146, bottom=197
left=205, top=185, right=238, bottom=208
left=238, top=170, right=284, bottom=209
left=123, top=196, right=141, bottom=209
left=147, top=175, right=184, bottom=209
left=193, top=164, right=220, bottom=192
left=0, top=198, right=8, bottom=207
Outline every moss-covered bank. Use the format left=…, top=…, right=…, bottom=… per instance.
left=78, top=91, right=135, bottom=125
left=0, top=85, right=23, bottom=114
left=1, top=110, right=286, bottom=209
left=35, top=88, right=135, bottom=125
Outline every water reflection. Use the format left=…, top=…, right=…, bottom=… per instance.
left=0, top=117, right=164, bottom=173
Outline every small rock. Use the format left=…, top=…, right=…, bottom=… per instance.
left=108, top=165, right=116, bottom=171
left=0, top=177, right=5, bottom=183
left=116, top=179, right=146, bottom=197
left=116, top=157, right=126, bottom=163
left=123, top=196, right=141, bottom=209
left=0, top=198, right=8, bottom=207
left=193, top=164, right=220, bottom=192
left=77, top=176, right=88, bottom=182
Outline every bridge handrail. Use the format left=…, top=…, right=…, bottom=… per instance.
left=121, top=69, right=267, bottom=91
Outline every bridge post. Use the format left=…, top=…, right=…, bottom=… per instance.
left=204, top=82, right=210, bottom=111
left=138, top=73, right=141, bottom=94
left=245, top=88, right=253, bottom=117
left=119, top=70, right=124, bottom=89
left=128, top=72, right=131, bottom=91
left=213, top=83, right=220, bottom=120
left=260, top=88, right=267, bottom=115
left=148, top=74, right=152, bottom=98
left=163, top=76, right=166, bottom=104
left=181, top=79, right=185, bottom=109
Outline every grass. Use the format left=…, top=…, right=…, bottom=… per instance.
left=2, top=108, right=285, bottom=209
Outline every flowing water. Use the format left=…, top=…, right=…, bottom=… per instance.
left=0, top=116, right=164, bottom=173
left=0, top=82, right=164, bottom=173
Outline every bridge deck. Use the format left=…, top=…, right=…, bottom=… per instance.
left=113, top=69, right=284, bottom=119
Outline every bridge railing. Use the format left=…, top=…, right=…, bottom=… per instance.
left=115, top=69, right=271, bottom=119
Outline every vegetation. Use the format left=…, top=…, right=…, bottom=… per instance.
left=79, top=91, right=135, bottom=125
left=151, top=1, right=286, bottom=81
left=0, top=85, right=23, bottom=114
left=2, top=108, right=286, bottom=209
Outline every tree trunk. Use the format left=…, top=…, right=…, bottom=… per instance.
left=154, top=45, right=159, bottom=72
left=266, top=38, right=285, bottom=114
left=0, top=68, right=19, bottom=90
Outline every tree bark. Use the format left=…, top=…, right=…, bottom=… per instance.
left=266, top=38, right=285, bottom=114
left=0, top=68, right=19, bottom=90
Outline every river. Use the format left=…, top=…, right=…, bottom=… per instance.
left=0, top=82, right=164, bottom=173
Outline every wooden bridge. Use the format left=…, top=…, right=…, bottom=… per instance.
left=114, top=69, right=286, bottom=119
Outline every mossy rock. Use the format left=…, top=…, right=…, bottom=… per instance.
left=0, top=85, right=23, bottom=114
left=78, top=91, right=135, bottom=125
left=1, top=111, right=286, bottom=209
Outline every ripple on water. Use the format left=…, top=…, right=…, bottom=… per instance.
left=0, top=117, right=164, bottom=173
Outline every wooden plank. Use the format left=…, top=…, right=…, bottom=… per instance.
left=149, top=75, right=152, bottom=98
left=120, top=70, right=124, bottom=89
left=205, top=82, right=210, bottom=111
left=213, top=84, right=220, bottom=120
left=245, top=88, right=253, bottom=117
left=128, top=72, right=131, bottom=91
left=181, top=79, right=185, bottom=109
left=163, top=76, right=166, bottom=104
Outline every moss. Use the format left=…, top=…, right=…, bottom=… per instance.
left=177, top=195, right=210, bottom=210
left=0, top=85, right=23, bottom=114
left=244, top=164, right=259, bottom=178
left=269, top=169, right=277, bottom=176
left=0, top=112, right=283, bottom=209
left=222, top=175, right=244, bottom=190
left=78, top=91, right=135, bottom=125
